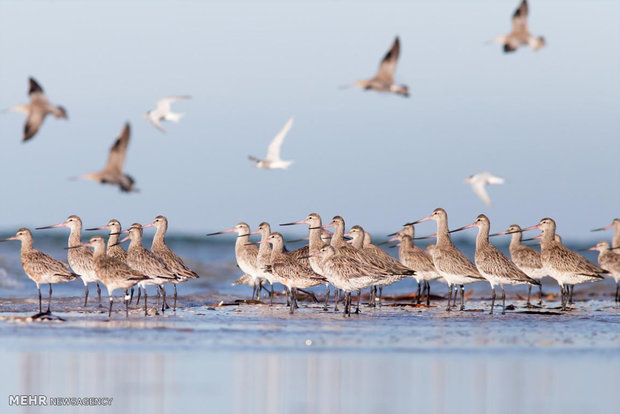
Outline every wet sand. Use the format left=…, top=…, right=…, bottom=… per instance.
left=1, top=292, right=619, bottom=414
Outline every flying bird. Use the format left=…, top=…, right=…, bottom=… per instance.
left=495, top=0, right=545, bottom=53
left=350, top=37, right=409, bottom=97
left=464, top=172, right=505, bottom=207
left=248, top=117, right=294, bottom=170
left=143, top=96, right=191, bottom=133
left=76, top=123, right=137, bottom=192
left=8, top=77, right=67, bottom=142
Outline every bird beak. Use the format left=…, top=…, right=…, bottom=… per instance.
left=206, top=228, right=236, bottom=236
left=521, top=224, right=541, bottom=232
left=117, top=236, right=130, bottom=244
left=522, top=235, right=543, bottom=241
left=0, top=236, right=18, bottom=242
left=449, top=223, right=476, bottom=233
left=36, top=222, right=66, bottom=230
left=591, top=224, right=613, bottom=232
left=249, top=230, right=261, bottom=235
left=406, top=215, right=432, bottom=226
left=85, top=225, right=111, bottom=231
left=280, top=219, right=307, bottom=226
left=414, top=233, right=437, bottom=240
left=64, top=245, right=85, bottom=250
left=142, top=223, right=155, bottom=229
left=489, top=230, right=509, bottom=237
left=322, top=222, right=334, bottom=229
left=580, top=246, right=598, bottom=252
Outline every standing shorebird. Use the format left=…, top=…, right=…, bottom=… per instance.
left=490, top=224, right=546, bottom=306
left=36, top=215, right=101, bottom=307
left=494, top=0, right=545, bottom=53
left=86, top=219, right=127, bottom=262
left=464, top=172, right=504, bottom=207
left=280, top=213, right=333, bottom=310
left=407, top=208, right=486, bottom=311
left=251, top=222, right=279, bottom=305
left=75, top=123, right=137, bottom=192
left=264, top=233, right=325, bottom=314
left=7, top=77, right=67, bottom=142
left=207, top=222, right=264, bottom=300
left=523, top=218, right=605, bottom=310
left=83, top=236, right=148, bottom=318
left=587, top=241, right=620, bottom=303
left=350, top=37, right=409, bottom=97
left=248, top=117, right=294, bottom=170
left=313, top=246, right=385, bottom=316
left=143, top=215, right=199, bottom=311
left=121, top=223, right=178, bottom=315
left=450, top=215, right=539, bottom=314
left=143, top=96, right=191, bottom=133
left=0, top=228, right=77, bottom=317
left=592, top=219, right=620, bottom=249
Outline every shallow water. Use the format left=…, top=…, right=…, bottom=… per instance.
left=1, top=235, right=618, bottom=413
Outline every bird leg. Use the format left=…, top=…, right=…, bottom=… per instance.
left=47, top=284, right=52, bottom=314
left=156, top=286, right=161, bottom=312
left=38, top=285, right=42, bottom=314
left=501, top=286, right=506, bottom=315
left=538, top=284, right=543, bottom=306
left=256, top=280, right=262, bottom=301
left=355, top=290, right=361, bottom=314
left=526, top=285, right=532, bottom=307
left=96, top=282, right=102, bottom=307
left=252, top=283, right=257, bottom=301
left=130, top=287, right=135, bottom=304
left=108, top=296, right=113, bottom=318
left=426, top=281, right=431, bottom=306
left=125, top=290, right=130, bottom=318
left=416, top=282, right=421, bottom=304
left=270, top=283, right=274, bottom=307
left=173, top=284, right=177, bottom=312
left=83, top=284, right=89, bottom=307
left=378, top=287, right=383, bottom=307
left=144, top=288, right=149, bottom=316
left=160, top=285, right=169, bottom=313
left=334, top=288, right=340, bottom=312
left=460, top=285, right=465, bottom=311
left=616, top=282, right=619, bottom=304
left=289, top=288, right=295, bottom=314
left=568, top=285, right=574, bottom=306
left=490, top=286, right=496, bottom=315
left=446, top=284, right=453, bottom=311
left=298, top=289, right=319, bottom=303
left=323, top=283, right=329, bottom=311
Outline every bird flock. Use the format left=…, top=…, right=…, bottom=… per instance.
left=210, top=212, right=619, bottom=317
left=4, top=1, right=544, bottom=206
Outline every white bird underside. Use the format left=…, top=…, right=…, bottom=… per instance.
left=145, top=95, right=191, bottom=133
left=249, top=117, right=294, bottom=170
left=465, top=172, right=505, bottom=207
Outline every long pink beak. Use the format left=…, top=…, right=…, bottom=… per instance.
left=280, top=219, right=307, bottom=226
left=118, top=236, right=130, bottom=244
left=36, top=222, right=67, bottom=230
left=142, top=223, right=155, bottom=229
left=521, top=224, right=541, bottom=231
left=206, top=228, right=236, bottom=236
left=406, top=215, right=432, bottom=226
left=249, top=229, right=261, bottom=235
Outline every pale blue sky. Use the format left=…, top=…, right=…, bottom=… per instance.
left=0, top=1, right=618, bottom=239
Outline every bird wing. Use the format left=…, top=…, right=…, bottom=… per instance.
left=511, top=0, right=530, bottom=37
left=471, top=180, right=492, bottom=206
left=373, top=37, right=400, bottom=85
left=476, top=245, right=534, bottom=283
left=155, top=96, right=191, bottom=113
left=102, top=123, right=130, bottom=175
left=23, top=107, right=46, bottom=142
left=265, top=117, right=293, bottom=161
left=486, top=174, right=505, bottom=185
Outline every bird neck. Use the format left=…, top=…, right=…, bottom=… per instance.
left=436, top=219, right=451, bottom=245
left=20, top=237, right=34, bottom=254
left=152, top=226, right=166, bottom=248
left=475, top=225, right=489, bottom=250
left=107, top=232, right=119, bottom=248
left=350, top=235, right=363, bottom=250
left=330, top=223, right=346, bottom=248
left=93, top=244, right=106, bottom=258
left=68, top=226, right=82, bottom=247
left=309, top=227, right=323, bottom=252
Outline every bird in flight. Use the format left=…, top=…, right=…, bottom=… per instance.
left=249, top=117, right=294, bottom=170
left=464, top=172, right=505, bottom=207
left=143, top=96, right=191, bottom=133
left=349, top=37, right=409, bottom=97
left=495, top=0, right=545, bottom=53
left=75, top=123, right=138, bottom=192
left=8, top=77, right=68, bottom=142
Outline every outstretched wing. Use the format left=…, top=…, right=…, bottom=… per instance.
left=103, top=123, right=131, bottom=174
left=28, top=77, right=49, bottom=106
left=511, top=0, right=529, bottom=36
left=155, top=95, right=191, bottom=113
left=23, top=107, right=46, bottom=142
left=374, top=37, right=400, bottom=85
left=265, top=117, right=293, bottom=161
left=471, top=181, right=492, bottom=207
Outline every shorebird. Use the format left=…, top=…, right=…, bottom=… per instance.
left=264, top=232, right=325, bottom=314
left=207, top=222, right=264, bottom=300
left=450, top=215, right=540, bottom=314
left=250, top=222, right=280, bottom=305
left=281, top=213, right=333, bottom=310
left=407, top=208, right=486, bottom=311
left=313, top=246, right=385, bottom=316
left=523, top=218, right=605, bottom=310
left=464, top=172, right=504, bottom=207
left=389, top=228, right=441, bottom=305
left=144, top=215, right=199, bottom=310
left=248, top=117, right=294, bottom=170
left=490, top=224, right=546, bottom=306
left=0, top=228, right=77, bottom=317
left=494, top=0, right=545, bottom=53
left=587, top=241, right=620, bottom=303
left=7, top=77, right=67, bottom=142
left=121, top=223, right=178, bottom=315
left=36, top=215, right=101, bottom=307
left=143, top=96, right=191, bottom=133
left=349, top=37, right=409, bottom=97
left=83, top=236, right=148, bottom=318
left=592, top=219, right=620, bottom=249
left=85, top=219, right=127, bottom=262
left=75, top=123, right=137, bottom=192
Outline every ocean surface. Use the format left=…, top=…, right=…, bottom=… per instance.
left=0, top=232, right=618, bottom=414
